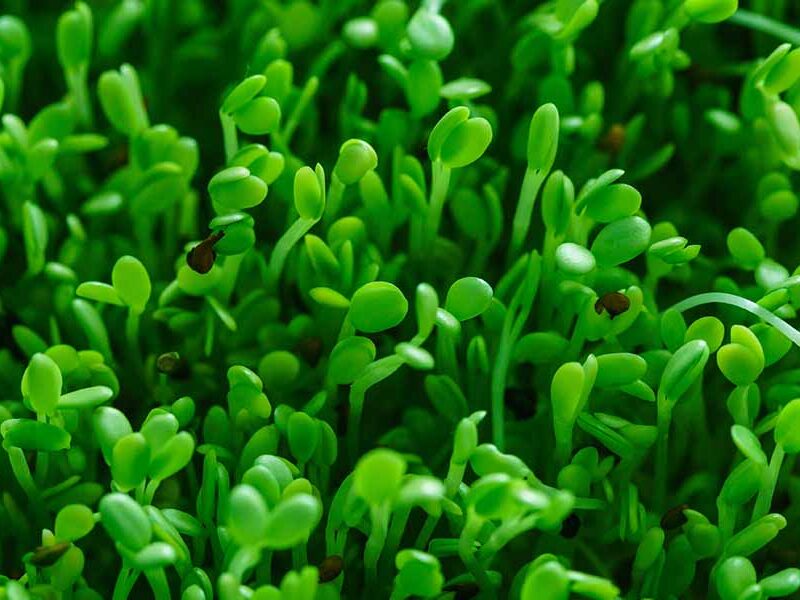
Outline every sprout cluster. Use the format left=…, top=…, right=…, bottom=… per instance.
left=4, top=0, right=800, bottom=599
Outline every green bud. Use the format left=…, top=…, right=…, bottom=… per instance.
left=541, top=170, right=574, bottom=236
left=98, top=64, right=148, bottom=136
left=288, top=412, right=319, bottom=464
left=407, top=9, right=453, bottom=60
left=57, top=3, right=92, bottom=71
left=555, top=242, right=595, bottom=275
left=294, top=165, right=324, bottom=220
left=684, top=0, right=738, bottom=24
left=685, top=316, right=724, bottom=353
left=258, top=351, right=300, bottom=390
left=99, top=493, right=151, bottom=550
left=590, top=216, right=652, bottom=267
left=221, top=75, right=266, bottom=114
left=149, top=431, right=195, bottom=481
left=233, top=96, right=281, bottom=135
left=334, top=139, right=378, bottom=185
left=452, top=417, right=479, bottom=464
left=111, top=255, right=151, bottom=314
left=444, top=277, right=493, bottom=321
left=354, top=449, right=407, bottom=505
left=407, top=59, right=442, bottom=117
left=659, top=340, right=709, bottom=407
left=24, top=353, right=62, bottom=416
left=583, top=184, right=641, bottom=223
left=209, top=167, right=268, bottom=211
left=349, top=282, right=409, bottom=333
left=759, top=568, right=800, bottom=597
left=720, top=459, right=762, bottom=506
left=55, top=504, right=95, bottom=542
left=228, top=484, right=269, bottom=546
left=263, top=493, right=322, bottom=549
left=428, top=106, right=469, bottom=162
left=634, top=527, right=665, bottom=572
left=717, top=325, right=765, bottom=386
left=775, top=398, right=800, bottom=453
left=764, top=49, right=800, bottom=94
left=724, top=513, right=786, bottom=558
left=394, top=550, right=444, bottom=598
left=111, top=433, right=150, bottom=491
left=595, top=353, right=647, bottom=388
left=439, top=116, right=493, bottom=169
left=527, top=103, right=559, bottom=173
left=1, top=418, right=71, bottom=452
left=328, top=336, right=376, bottom=384
left=93, top=407, right=133, bottom=464
left=731, top=425, right=767, bottom=466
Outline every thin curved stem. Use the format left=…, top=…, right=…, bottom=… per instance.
left=728, top=9, right=800, bottom=45
left=670, top=292, right=800, bottom=347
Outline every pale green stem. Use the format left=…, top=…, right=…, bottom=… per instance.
left=220, top=112, right=238, bottom=163
left=509, top=167, right=545, bottom=260
left=8, top=447, right=38, bottom=499
left=365, top=503, right=390, bottom=587
left=267, top=218, right=317, bottom=287
left=292, top=543, right=308, bottom=570
left=414, top=513, right=439, bottom=550
left=112, top=566, right=138, bottom=600
left=752, top=444, right=786, bottom=521
left=424, top=160, right=452, bottom=252
left=144, top=568, right=170, bottom=600
left=444, top=460, right=467, bottom=498
left=728, top=9, right=800, bottom=45
left=125, top=310, right=141, bottom=366
left=655, top=405, right=673, bottom=512
left=458, top=516, right=492, bottom=591
left=478, top=514, right=538, bottom=567
left=324, top=176, right=347, bottom=225
left=35, top=413, right=49, bottom=486
left=385, top=506, right=411, bottom=560
left=66, top=66, right=93, bottom=128
left=671, top=292, right=800, bottom=348
left=281, top=77, right=319, bottom=145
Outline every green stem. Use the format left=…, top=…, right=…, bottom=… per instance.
left=324, top=175, right=347, bottom=225
left=509, top=167, right=545, bottom=260
left=67, top=66, right=93, bottom=129
left=414, top=513, right=439, bottom=550
left=220, top=112, right=238, bottom=163
left=35, top=413, right=50, bottom=487
left=365, top=504, right=390, bottom=587
left=444, top=460, right=467, bottom=498
left=8, top=447, right=38, bottom=499
left=670, top=292, right=800, bottom=348
left=144, top=568, right=170, bottom=600
left=112, top=566, right=138, bottom=600
left=478, top=514, right=538, bottom=567
left=458, top=516, right=492, bottom=591
left=728, top=9, right=800, bottom=45
left=267, top=218, right=317, bottom=287
left=490, top=339, right=513, bottom=451
left=752, top=444, right=786, bottom=521
left=125, top=310, right=141, bottom=367
left=385, top=506, right=411, bottom=560
left=292, top=543, right=308, bottom=570
left=655, top=405, right=672, bottom=512
left=424, top=160, right=452, bottom=253
left=281, top=76, right=319, bottom=145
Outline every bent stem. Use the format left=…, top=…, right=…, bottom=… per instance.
left=144, top=568, right=171, bottom=600
left=752, top=444, right=786, bottom=521
left=112, top=565, right=139, bottom=600
left=323, top=175, right=347, bottom=225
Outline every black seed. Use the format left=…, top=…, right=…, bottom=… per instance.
left=443, top=582, right=480, bottom=599
left=30, top=542, right=71, bottom=567
left=594, top=292, right=631, bottom=319
left=157, top=351, right=189, bottom=377
left=660, top=503, right=689, bottom=530
left=560, top=513, right=581, bottom=538
left=318, top=555, right=344, bottom=582
left=187, top=231, right=225, bottom=274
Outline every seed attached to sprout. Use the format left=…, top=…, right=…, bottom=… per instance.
left=594, top=292, right=631, bottom=319
left=318, top=555, right=344, bottom=582
left=187, top=231, right=225, bottom=274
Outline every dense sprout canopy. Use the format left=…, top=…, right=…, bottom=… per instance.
left=5, top=0, right=800, bottom=599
